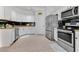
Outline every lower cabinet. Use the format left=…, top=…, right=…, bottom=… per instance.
left=19, top=27, right=24, bottom=36
left=75, top=30, right=79, bottom=52
left=19, top=27, right=35, bottom=36
left=0, top=29, right=15, bottom=47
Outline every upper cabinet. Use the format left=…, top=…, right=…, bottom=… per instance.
left=11, top=10, right=16, bottom=21
left=4, top=7, right=12, bottom=20
left=0, top=7, right=5, bottom=19
left=0, top=6, right=35, bottom=22
left=0, top=6, right=12, bottom=20
left=11, top=7, right=35, bottom=22
left=11, top=11, right=35, bottom=22
left=23, top=16, right=35, bottom=22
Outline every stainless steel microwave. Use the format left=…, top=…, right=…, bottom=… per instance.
left=61, top=6, right=79, bottom=19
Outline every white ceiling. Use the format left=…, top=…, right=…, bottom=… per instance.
left=10, top=6, right=63, bottom=16
left=13, top=6, right=61, bottom=11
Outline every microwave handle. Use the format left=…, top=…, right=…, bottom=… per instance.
left=72, top=7, right=74, bottom=15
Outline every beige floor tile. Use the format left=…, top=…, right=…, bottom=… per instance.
left=0, top=35, right=54, bottom=52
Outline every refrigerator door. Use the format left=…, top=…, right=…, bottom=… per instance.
left=51, top=15, right=58, bottom=41
left=51, top=14, right=58, bottom=28
left=46, top=15, right=52, bottom=31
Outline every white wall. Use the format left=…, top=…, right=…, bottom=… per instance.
left=34, top=9, right=46, bottom=35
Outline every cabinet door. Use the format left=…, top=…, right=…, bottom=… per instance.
left=23, top=16, right=35, bottom=22
left=28, top=27, right=34, bottom=34
left=23, top=28, right=28, bottom=35
left=12, top=11, right=22, bottom=22
left=11, top=10, right=17, bottom=21
left=21, top=15, right=25, bottom=22
left=46, top=15, right=52, bottom=30
left=1, top=29, right=15, bottom=47
left=52, top=15, right=58, bottom=28
left=25, top=27, right=32, bottom=34
left=9, top=29, right=15, bottom=44
left=19, top=28, right=24, bottom=36
left=4, top=7, right=12, bottom=20
left=16, top=13, right=22, bottom=22
left=75, top=31, right=79, bottom=52
left=0, top=7, right=4, bottom=19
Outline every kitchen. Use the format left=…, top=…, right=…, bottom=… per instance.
left=0, top=6, right=79, bottom=52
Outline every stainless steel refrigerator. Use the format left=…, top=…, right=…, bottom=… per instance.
left=45, top=14, right=58, bottom=41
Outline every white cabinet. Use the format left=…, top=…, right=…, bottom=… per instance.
left=11, top=10, right=17, bottom=21
left=0, top=7, right=5, bottom=19
left=0, top=6, right=12, bottom=20
left=0, top=6, right=11, bottom=20
left=19, top=28, right=24, bottom=36
left=11, top=12, right=22, bottom=22
left=23, top=16, right=35, bottom=22
left=0, top=29, right=15, bottom=47
left=11, top=10, right=24, bottom=22
left=4, top=7, right=12, bottom=20
left=11, top=9, right=35, bottom=22
left=19, top=27, right=35, bottom=36
left=26, top=27, right=34, bottom=34
left=75, top=30, right=79, bottom=52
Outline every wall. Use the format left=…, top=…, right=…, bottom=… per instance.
left=34, top=9, right=46, bottom=35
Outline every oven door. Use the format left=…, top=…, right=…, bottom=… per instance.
left=58, top=29, right=74, bottom=47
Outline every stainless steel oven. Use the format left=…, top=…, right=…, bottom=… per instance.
left=57, top=29, right=74, bottom=52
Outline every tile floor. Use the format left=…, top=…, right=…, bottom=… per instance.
left=0, top=35, right=66, bottom=52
